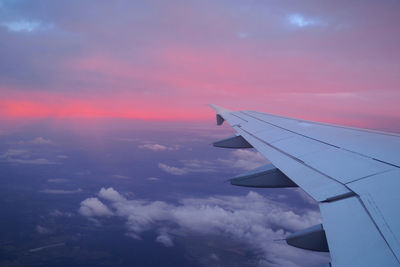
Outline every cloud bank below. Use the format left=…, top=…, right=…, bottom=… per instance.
left=79, top=187, right=329, bottom=266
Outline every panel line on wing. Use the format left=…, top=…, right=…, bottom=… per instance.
left=248, top=110, right=400, bottom=138
left=344, top=169, right=394, bottom=185
left=320, top=196, right=399, bottom=265
left=244, top=110, right=400, bottom=168
left=372, top=158, right=400, bottom=169
left=347, top=170, right=400, bottom=260
left=240, top=111, right=399, bottom=173
left=240, top=111, right=341, bottom=149
left=356, top=196, right=400, bottom=263
left=231, top=113, right=248, bottom=122
left=237, top=126, right=353, bottom=190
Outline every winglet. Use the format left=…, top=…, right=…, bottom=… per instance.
left=209, top=104, right=231, bottom=126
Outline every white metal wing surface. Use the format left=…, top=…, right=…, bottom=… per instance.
left=210, top=105, right=400, bottom=267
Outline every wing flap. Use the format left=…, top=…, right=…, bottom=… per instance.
left=234, top=125, right=351, bottom=201
left=347, top=169, right=400, bottom=261
left=320, top=196, right=398, bottom=266
left=230, top=163, right=298, bottom=188
left=299, top=147, right=393, bottom=184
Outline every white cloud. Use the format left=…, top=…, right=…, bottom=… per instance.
left=158, top=163, right=188, bottom=175
left=49, top=209, right=74, bottom=217
left=36, top=225, right=49, bottom=234
left=147, top=177, right=160, bottom=181
left=79, top=188, right=328, bottom=266
left=98, top=187, right=126, bottom=202
left=49, top=209, right=63, bottom=216
left=111, top=174, right=130, bottom=179
left=139, top=144, right=168, bottom=151
left=158, top=159, right=218, bottom=176
left=0, top=149, right=56, bottom=165
left=9, top=137, right=52, bottom=145
left=1, top=20, right=53, bottom=33
left=31, top=137, right=52, bottom=145
left=79, top=197, right=114, bottom=217
left=210, top=253, right=219, bottom=261
left=0, top=149, right=28, bottom=158
left=7, top=158, right=56, bottom=165
left=47, top=178, right=69, bottom=183
left=218, top=149, right=268, bottom=171
left=180, top=159, right=216, bottom=171
left=40, top=188, right=82, bottom=194
left=114, top=137, right=139, bottom=143
left=2, top=20, right=41, bottom=32
left=156, top=231, right=174, bottom=247
left=125, top=232, right=141, bottom=240
left=139, top=143, right=180, bottom=151
left=57, top=155, right=69, bottom=159
left=287, top=14, right=320, bottom=28
left=159, top=150, right=267, bottom=176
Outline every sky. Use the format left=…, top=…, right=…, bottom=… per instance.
left=0, top=1, right=400, bottom=266
left=1, top=0, right=400, bottom=129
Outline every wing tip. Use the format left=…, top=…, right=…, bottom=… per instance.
left=208, top=104, right=231, bottom=114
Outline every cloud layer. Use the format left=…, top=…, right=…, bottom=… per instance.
left=79, top=187, right=329, bottom=266
left=139, top=143, right=180, bottom=151
left=0, top=148, right=56, bottom=165
left=40, top=188, right=82, bottom=194
left=158, top=149, right=268, bottom=175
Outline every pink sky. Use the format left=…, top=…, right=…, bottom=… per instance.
left=1, top=1, right=399, bottom=129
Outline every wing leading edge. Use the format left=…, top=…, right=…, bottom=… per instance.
left=209, top=104, right=400, bottom=267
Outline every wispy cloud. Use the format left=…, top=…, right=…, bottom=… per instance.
left=158, top=159, right=217, bottom=175
left=47, top=178, right=69, bottom=183
left=36, top=225, right=50, bottom=234
left=111, top=174, right=130, bottom=179
left=218, top=149, right=268, bottom=171
left=156, top=230, right=174, bottom=247
left=287, top=14, right=322, bottom=28
left=114, top=137, right=140, bottom=143
left=79, top=187, right=328, bottom=266
left=40, top=188, right=82, bottom=194
left=9, top=137, right=52, bottom=145
left=139, top=143, right=180, bottom=151
left=0, top=148, right=56, bottom=164
left=158, top=150, right=267, bottom=176
left=1, top=20, right=53, bottom=33
left=0, top=149, right=28, bottom=158
left=30, top=137, right=52, bottom=144
left=49, top=209, right=74, bottom=217
left=7, top=158, right=56, bottom=165
left=158, top=163, right=188, bottom=175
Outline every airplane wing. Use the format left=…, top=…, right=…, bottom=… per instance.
left=210, top=104, right=400, bottom=267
